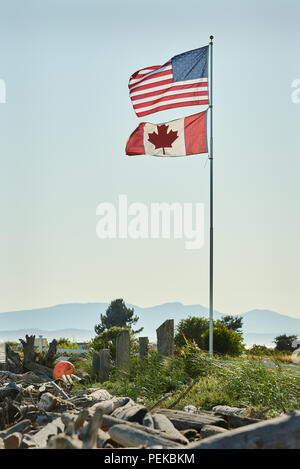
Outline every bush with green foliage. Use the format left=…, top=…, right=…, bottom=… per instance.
left=274, top=334, right=298, bottom=352
left=246, top=344, right=274, bottom=356
left=56, top=338, right=79, bottom=349
left=175, top=316, right=209, bottom=348
left=175, top=316, right=244, bottom=356
left=202, top=324, right=244, bottom=356
left=4, top=341, right=18, bottom=351
left=89, top=326, right=137, bottom=359
left=70, top=352, right=94, bottom=377
left=178, top=338, right=213, bottom=378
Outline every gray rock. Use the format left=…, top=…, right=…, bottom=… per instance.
left=212, top=405, right=246, bottom=416
left=183, top=405, right=197, bottom=413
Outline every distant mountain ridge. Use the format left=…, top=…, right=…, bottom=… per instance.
left=0, top=302, right=299, bottom=346
left=0, top=328, right=92, bottom=342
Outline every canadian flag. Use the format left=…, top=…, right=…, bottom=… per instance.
left=125, top=111, right=207, bottom=157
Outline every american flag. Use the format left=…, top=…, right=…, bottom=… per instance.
left=129, top=46, right=209, bottom=118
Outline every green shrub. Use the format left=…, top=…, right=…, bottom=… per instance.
left=57, top=338, right=79, bottom=349
left=177, top=337, right=213, bottom=378
left=70, top=352, right=93, bottom=376
left=89, top=327, right=137, bottom=359
left=246, top=345, right=274, bottom=356
left=175, top=316, right=244, bottom=356
left=175, top=316, right=209, bottom=348
left=274, top=334, right=298, bottom=352
left=202, top=325, right=244, bottom=356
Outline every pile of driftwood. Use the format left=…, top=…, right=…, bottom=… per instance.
left=1, top=336, right=300, bottom=449
left=1, top=376, right=300, bottom=449
left=4, top=335, right=58, bottom=379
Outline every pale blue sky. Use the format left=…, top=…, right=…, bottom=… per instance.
left=0, top=0, right=299, bottom=317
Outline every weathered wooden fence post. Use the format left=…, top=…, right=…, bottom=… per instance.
left=156, top=319, right=174, bottom=357
left=116, top=330, right=130, bottom=370
left=99, top=348, right=110, bottom=383
left=92, top=351, right=100, bottom=380
left=0, top=342, right=6, bottom=371
left=138, top=337, right=149, bottom=360
left=38, top=335, right=43, bottom=353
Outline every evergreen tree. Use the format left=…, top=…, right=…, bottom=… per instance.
left=94, top=298, right=143, bottom=335
left=219, top=315, right=243, bottom=333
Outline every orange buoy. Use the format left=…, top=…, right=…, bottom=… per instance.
left=53, top=361, right=75, bottom=380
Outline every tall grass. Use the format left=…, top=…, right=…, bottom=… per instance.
left=98, top=350, right=300, bottom=416
left=103, top=353, right=188, bottom=402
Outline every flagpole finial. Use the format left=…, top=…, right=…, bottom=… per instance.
left=210, top=35, right=214, bottom=43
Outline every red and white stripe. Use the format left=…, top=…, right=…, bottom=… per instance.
left=129, top=62, right=209, bottom=117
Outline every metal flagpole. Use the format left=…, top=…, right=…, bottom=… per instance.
left=208, top=35, right=214, bottom=357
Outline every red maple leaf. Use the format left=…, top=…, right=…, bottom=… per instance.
left=147, top=124, right=178, bottom=155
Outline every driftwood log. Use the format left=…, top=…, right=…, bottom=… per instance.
left=0, top=419, right=32, bottom=439
left=188, top=411, right=300, bottom=449
left=0, top=382, right=21, bottom=401
left=142, top=413, right=154, bottom=428
left=152, top=413, right=189, bottom=445
left=111, top=404, right=148, bottom=423
left=41, top=339, right=57, bottom=368
left=156, top=408, right=228, bottom=431
left=0, top=370, right=48, bottom=384
left=109, top=424, right=182, bottom=449
left=89, top=397, right=130, bottom=416
left=38, top=393, right=75, bottom=412
left=31, top=417, right=65, bottom=448
left=215, top=412, right=261, bottom=429
left=20, top=335, right=53, bottom=378
left=212, top=405, right=260, bottom=428
left=60, top=410, right=89, bottom=435
left=3, top=432, right=22, bottom=449
left=200, top=424, right=229, bottom=438
left=82, top=406, right=104, bottom=449
left=101, top=414, right=189, bottom=445
left=47, top=434, right=81, bottom=449
left=3, top=337, right=57, bottom=379
left=5, top=345, right=23, bottom=373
